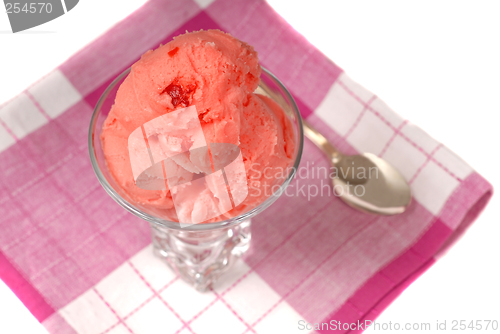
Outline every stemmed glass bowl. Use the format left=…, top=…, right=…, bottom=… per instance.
left=89, top=67, right=303, bottom=291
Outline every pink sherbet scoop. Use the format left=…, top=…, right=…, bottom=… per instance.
left=101, top=29, right=295, bottom=223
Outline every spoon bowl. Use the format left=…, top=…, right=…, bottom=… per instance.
left=332, top=152, right=411, bottom=215
left=303, top=120, right=411, bottom=215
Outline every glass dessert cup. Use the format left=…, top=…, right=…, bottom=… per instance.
left=89, top=67, right=304, bottom=291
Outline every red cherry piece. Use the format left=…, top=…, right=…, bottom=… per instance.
left=161, top=81, right=197, bottom=107
left=168, top=47, right=179, bottom=57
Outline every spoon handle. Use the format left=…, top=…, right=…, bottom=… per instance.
left=302, top=119, right=342, bottom=163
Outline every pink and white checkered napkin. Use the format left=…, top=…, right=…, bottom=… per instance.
left=0, top=0, right=493, bottom=333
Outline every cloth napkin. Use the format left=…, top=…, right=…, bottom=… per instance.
left=0, top=0, right=493, bottom=333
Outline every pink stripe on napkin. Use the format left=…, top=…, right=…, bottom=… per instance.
left=0, top=251, right=54, bottom=322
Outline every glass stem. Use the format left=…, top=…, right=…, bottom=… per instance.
left=150, top=220, right=251, bottom=291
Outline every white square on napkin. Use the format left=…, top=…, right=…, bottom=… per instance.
left=223, top=271, right=281, bottom=324
left=94, top=264, right=153, bottom=318
left=28, top=70, right=82, bottom=119
left=124, top=297, right=183, bottom=334
left=315, top=74, right=374, bottom=137
left=0, top=93, right=47, bottom=139
left=59, top=289, right=118, bottom=334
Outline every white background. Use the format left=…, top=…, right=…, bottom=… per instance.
left=0, top=0, right=499, bottom=333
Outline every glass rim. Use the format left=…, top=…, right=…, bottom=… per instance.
left=88, top=66, right=304, bottom=231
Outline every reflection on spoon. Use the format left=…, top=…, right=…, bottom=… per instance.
left=303, top=119, right=411, bottom=215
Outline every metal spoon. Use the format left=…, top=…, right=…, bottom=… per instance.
left=303, top=119, right=411, bottom=215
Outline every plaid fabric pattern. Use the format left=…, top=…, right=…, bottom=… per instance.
left=0, top=0, right=492, bottom=333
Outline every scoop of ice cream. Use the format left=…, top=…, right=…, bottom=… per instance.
left=101, top=29, right=294, bottom=223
